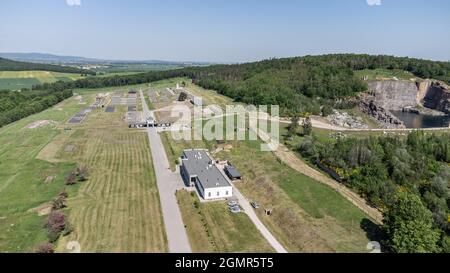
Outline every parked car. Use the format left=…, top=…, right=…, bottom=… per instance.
left=250, top=202, right=260, bottom=209
left=229, top=206, right=241, bottom=213
left=228, top=201, right=238, bottom=207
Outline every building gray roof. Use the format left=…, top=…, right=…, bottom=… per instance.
left=182, top=150, right=231, bottom=189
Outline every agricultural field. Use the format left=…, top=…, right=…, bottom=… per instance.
left=0, top=71, right=85, bottom=90
left=0, top=85, right=167, bottom=253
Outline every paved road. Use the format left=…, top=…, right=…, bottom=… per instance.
left=140, top=90, right=192, bottom=253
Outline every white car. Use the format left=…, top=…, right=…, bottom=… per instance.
left=229, top=206, right=241, bottom=214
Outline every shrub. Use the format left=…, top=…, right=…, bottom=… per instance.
left=65, top=173, right=77, bottom=185
left=58, top=190, right=69, bottom=199
left=34, top=243, right=54, bottom=253
left=45, top=211, right=67, bottom=242
left=76, top=166, right=89, bottom=182
left=52, top=196, right=67, bottom=210
left=321, top=105, right=334, bottom=117
left=62, top=223, right=74, bottom=237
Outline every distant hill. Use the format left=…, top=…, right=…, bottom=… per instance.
left=0, top=52, right=211, bottom=66
left=0, top=53, right=100, bottom=64
left=0, top=57, right=95, bottom=75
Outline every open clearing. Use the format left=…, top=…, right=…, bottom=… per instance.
left=0, top=84, right=167, bottom=252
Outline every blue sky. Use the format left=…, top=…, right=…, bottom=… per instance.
left=0, top=0, right=449, bottom=62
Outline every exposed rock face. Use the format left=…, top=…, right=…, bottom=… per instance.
left=423, top=82, right=450, bottom=115
left=359, top=100, right=405, bottom=129
left=327, top=110, right=369, bottom=129
left=368, top=81, right=420, bottom=110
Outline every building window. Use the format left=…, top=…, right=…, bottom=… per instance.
left=208, top=192, right=211, bottom=198
left=226, top=191, right=229, bottom=195
left=217, top=191, right=220, bottom=196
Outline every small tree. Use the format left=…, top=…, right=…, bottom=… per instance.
left=287, top=116, right=300, bottom=138
left=383, top=193, right=440, bottom=253
left=45, top=211, right=67, bottom=242
left=302, top=116, right=313, bottom=136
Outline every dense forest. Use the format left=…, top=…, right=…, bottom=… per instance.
left=298, top=132, right=450, bottom=253
left=0, top=57, right=95, bottom=75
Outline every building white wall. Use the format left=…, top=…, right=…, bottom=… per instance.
left=203, top=186, right=233, bottom=200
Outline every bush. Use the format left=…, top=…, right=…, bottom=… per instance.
left=58, top=190, right=69, bottom=199
left=34, top=243, right=54, bottom=253
left=52, top=196, right=67, bottom=210
left=193, top=201, right=199, bottom=209
left=65, top=173, right=77, bottom=185
left=45, top=211, right=67, bottom=242
left=321, top=105, right=334, bottom=117
left=62, top=223, right=74, bottom=237
left=76, top=166, right=89, bottom=182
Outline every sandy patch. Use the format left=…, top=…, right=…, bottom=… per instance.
left=224, top=144, right=233, bottom=152
left=44, top=176, right=55, bottom=183
left=28, top=203, right=53, bottom=216
left=26, top=120, right=57, bottom=129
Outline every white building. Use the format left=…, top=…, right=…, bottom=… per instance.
left=180, top=149, right=233, bottom=200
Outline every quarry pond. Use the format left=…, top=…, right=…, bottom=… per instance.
left=391, top=111, right=450, bottom=129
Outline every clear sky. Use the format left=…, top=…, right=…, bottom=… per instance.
left=0, top=0, right=449, bottom=62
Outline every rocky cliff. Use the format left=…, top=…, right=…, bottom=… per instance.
left=367, top=81, right=420, bottom=110
left=361, top=80, right=450, bottom=128
left=359, top=100, right=405, bottom=129
left=423, top=82, right=450, bottom=114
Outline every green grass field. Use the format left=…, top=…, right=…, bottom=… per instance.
left=177, top=190, right=274, bottom=253
left=0, top=71, right=85, bottom=90
left=0, top=92, right=86, bottom=252
left=54, top=98, right=167, bottom=252
left=0, top=85, right=167, bottom=252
